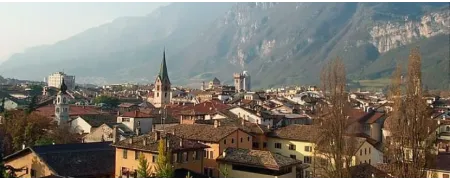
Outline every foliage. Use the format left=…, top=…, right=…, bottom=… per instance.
left=93, top=95, right=120, bottom=107
left=219, top=165, right=229, bottom=178
left=156, top=138, right=174, bottom=178
left=383, top=47, right=437, bottom=178
left=24, top=96, right=38, bottom=115
left=28, top=85, right=43, bottom=97
left=137, top=153, right=152, bottom=178
left=314, top=57, right=356, bottom=178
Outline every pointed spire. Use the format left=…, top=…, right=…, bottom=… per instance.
left=158, top=47, right=170, bottom=84
left=60, top=78, right=67, bottom=94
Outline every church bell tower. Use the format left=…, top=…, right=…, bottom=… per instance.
left=55, top=78, right=70, bottom=125
left=153, top=49, right=171, bottom=108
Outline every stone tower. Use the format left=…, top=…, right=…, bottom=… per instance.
left=233, top=71, right=251, bottom=92
left=153, top=49, right=171, bottom=108
left=55, top=78, right=70, bottom=125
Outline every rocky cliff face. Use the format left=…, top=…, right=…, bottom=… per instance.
left=370, top=10, right=450, bottom=53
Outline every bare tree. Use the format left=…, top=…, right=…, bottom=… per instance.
left=313, top=57, right=358, bottom=178
left=384, top=47, right=437, bottom=178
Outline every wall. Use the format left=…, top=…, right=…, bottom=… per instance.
left=134, top=117, right=154, bottom=134
left=218, top=163, right=296, bottom=178
left=115, top=148, right=204, bottom=178
left=229, top=107, right=262, bottom=124
left=355, top=141, right=383, bottom=165
left=2, top=99, right=18, bottom=110
left=83, top=124, right=113, bottom=143
left=70, top=117, right=92, bottom=134
left=427, top=170, right=450, bottom=178
left=5, top=152, right=53, bottom=178
left=267, top=137, right=314, bottom=175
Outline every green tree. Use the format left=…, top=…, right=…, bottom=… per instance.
left=93, top=95, right=120, bottom=107
left=25, top=96, right=38, bottom=115
left=156, top=138, right=174, bottom=178
left=28, top=85, right=43, bottom=97
left=137, top=153, right=151, bottom=178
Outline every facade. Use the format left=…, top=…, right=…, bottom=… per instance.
left=209, top=77, right=221, bottom=89
left=217, top=147, right=302, bottom=178
left=3, top=142, right=114, bottom=178
left=54, top=79, right=70, bottom=125
left=153, top=50, right=172, bottom=108
left=164, top=124, right=253, bottom=177
left=112, top=131, right=209, bottom=178
left=233, top=71, right=251, bottom=92
left=69, top=114, right=117, bottom=134
left=117, top=111, right=154, bottom=135
left=47, top=72, right=75, bottom=90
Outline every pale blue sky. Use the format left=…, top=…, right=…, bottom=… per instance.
left=0, top=2, right=170, bottom=63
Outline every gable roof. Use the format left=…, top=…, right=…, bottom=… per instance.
left=164, top=124, right=242, bottom=142
left=349, top=163, right=390, bottom=178
left=268, top=124, right=321, bottom=142
left=75, top=114, right=117, bottom=127
left=112, top=132, right=209, bottom=153
left=4, top=142, right=114, bottom=178
left=217, top=147, right=302, bottom=170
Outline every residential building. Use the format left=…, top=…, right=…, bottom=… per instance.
left=227, top=106, right=273, bottom=127
left=83, top=123, right=134, bottom=143
left=3, top=142, right=114, bottom=178
left=47, top=72, right=75, bottom=90
left=164, top=124, right=253, bottom=177
left=427, top=152, right=450, bottom=178
left=153, top=50, right=171, bottom=108
left=217, top=147, right=303, bottom=178
left=69, top=114, right=117, bottom=134
left=112, top=131, right=209, bottom=177
left=117, top=110, right=154, bottom=135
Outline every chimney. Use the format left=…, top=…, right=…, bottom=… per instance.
left=135, top=110, right=138, bottom=117
left=143, top=138, right=147, bottom=146
left=214, top=119, right=219, bottom=128
left=172, top=129, right=176, bottom=135
left=112, top=125, right=119, bottom=143
left=241, top=120, right=245, bottom=126
left=222, top=149, right=227, bottom=157
left=135, top=128, right=140, bottom=136
left=22, top=143, right=26, bottom=150
left=117, top=111, right=120, bottom=116
left=180, top=138, right=183, bottom=148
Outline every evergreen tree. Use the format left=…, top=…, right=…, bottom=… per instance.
left=137, top=153, right=151, bottom=178
left=156, top=138, right=174, bottom=178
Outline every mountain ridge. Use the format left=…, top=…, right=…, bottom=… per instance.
left=0, top=2, right=448, bottom=89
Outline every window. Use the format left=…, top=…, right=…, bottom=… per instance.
left=289, top=144, right=296, bottom=150
left=157, top=85, right=160, bottom=91
left=63, top=97, right=67, bottom=103
left=369, top=147, right=371, bottom=154
left=252, top=142, right=259, bottom=148
left=135, top=151, right=140, bottom=160
left=360, top=149, right=362, bottom=156
left=369, top=159, right=371, bottom=164
left=177, top=152, right=182, bottom=163
left=184, top=152, right=189, bottom=162
left=123, top=149, right=128, bottom=159
left=263, top=142, right=267, bottom=148
left=248, top=136, right=250, bottom=141
left=210, top=151, right=214, bottom=159
left=122, top=118, right=131, bottom=122
left=63, top=108, right=67, bottom=112
left=275, top=143, right=282, bottom=149
left=137, top=121, right=141, bottom=126
left=165, top=92, right=167, bottom=97
left=365, top=148, right=367, bottom=155
left=224, top=139, right=227, bottom=144
left=304, top=156, right=312, bottom=164
left=240, top=138, right=243, bottom=143
left=290, top=155, right=296, bottom=159
left=31, top=169, right=36, bottom=178
left=447, top=126, right=450, bottom=132
left=157, top=92, right=159, bottom=97
left=231, top=138, right=234, bottom=144
left=152, top=155, right=156, bottom=163
left=57, top=97, right=60, bottom=103
left=56, top=107, right=60, bottom=113
left=195, top=151, right=201, bottom=160
left=204, top=168, right=213, bottom=177
left=204, top=150, right=207, bottom=158
left=305, top=146, right=312, bottom=152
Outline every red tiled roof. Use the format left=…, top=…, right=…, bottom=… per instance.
left=35, top=105, right=101, bottom=118
left=121, top=111, right=154, bottom=118
left=118, top=103, right=137, bottom=108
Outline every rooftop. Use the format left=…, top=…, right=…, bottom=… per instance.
left=217, top=147, right=302, bottom=170
left=164, top=124, right=241, bottom=142
left=268, top=124, right=321, bottom=142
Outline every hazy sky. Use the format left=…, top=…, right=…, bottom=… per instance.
left=0, top=2, right=169, bottom=63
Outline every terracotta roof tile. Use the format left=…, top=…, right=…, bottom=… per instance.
left=217, top=147, right=302, bottom=170
left=121, top=110, right=154, bottom=118
left=112, top=132, right=209, bottom=153
left=35, top=104, right=101, bottom=118
left=268, top=124, right=321, bottom=142
left=164, top=124, right=241, bottom=142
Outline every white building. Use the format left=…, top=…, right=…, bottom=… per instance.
left=47, top=72, right=76, bottom=90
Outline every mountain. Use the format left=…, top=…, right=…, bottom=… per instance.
left=1, top=2, right=449, bottom=89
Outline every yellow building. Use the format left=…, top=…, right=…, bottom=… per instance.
left=427, top=152, right=450, bottom=178
left=268, top=124, right=379, bottom=177
left=164, top=123, right=253, bottom=177
left=3, top=142, right=114, bottom=178
left=112, top=131, right=209, bottom=178
left=217, top=147, right=303, bottom=178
